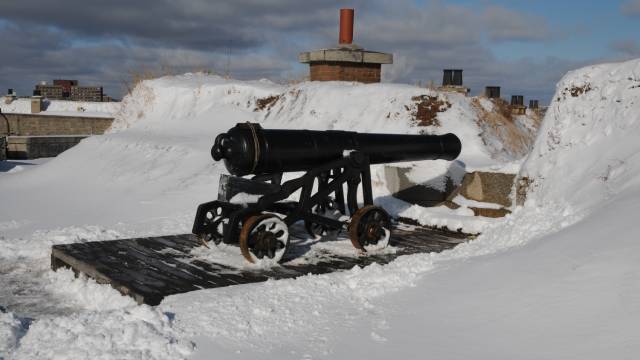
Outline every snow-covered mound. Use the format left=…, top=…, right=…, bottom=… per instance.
left=522, top=59, right=640, bottom=214
left=0, top=74, right=538, bottom=240
left=112, top=75, right=537, bottom=168
left=1, top=98, right=120, bottom=118
left=398, top=58, right=640, bottom=359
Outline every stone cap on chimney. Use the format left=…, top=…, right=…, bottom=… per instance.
left=299, top=48, right=393, bottom=65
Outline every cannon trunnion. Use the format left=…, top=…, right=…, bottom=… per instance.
left=193, top=123, right=462, bottom=265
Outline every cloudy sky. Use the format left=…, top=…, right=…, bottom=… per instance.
left=0, top=0, right=639, bottom=103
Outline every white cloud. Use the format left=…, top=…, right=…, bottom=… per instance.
left=0, top=0, right=580, bottom=103
left=610, top=39, right=640, bottom=56
left=482, top=6, right=552, bottom=42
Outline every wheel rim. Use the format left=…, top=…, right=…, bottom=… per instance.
left=305, top=199, right=342, bottom=238
left=240, top=214, right=289, bottom=264
left=199, top=206, right=227, bottom=247
left=349, top=205, right=391, bottom=252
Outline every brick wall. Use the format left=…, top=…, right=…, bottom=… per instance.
left=310, top=61, right=381, bottom=83
left=0, top=113, right=113, bottom=136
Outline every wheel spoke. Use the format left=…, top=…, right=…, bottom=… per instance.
left=240, top=214, right=290, bottom=264
left=349, top=205, right=391, bottom=252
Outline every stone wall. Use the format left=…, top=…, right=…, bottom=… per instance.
left=6, top=136, right=87, bottom=159
left=310, top=61, right=381, bottom=83
left=0, top=113, right=113, bottom=136
left=0, top=136, right=6, bottom=160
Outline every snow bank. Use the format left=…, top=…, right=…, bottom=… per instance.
left=12, top=306, right=193, bottom=360
left=0, top=309, right=27, bottom=356
left=522, top=59, right=640, bottom=214
left=1, top=98, right=120, bottom=118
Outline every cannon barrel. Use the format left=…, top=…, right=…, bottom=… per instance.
left=212, top=123, right=461, bottom=176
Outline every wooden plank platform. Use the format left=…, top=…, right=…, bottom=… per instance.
left=51, top=226, right=470, bottom=305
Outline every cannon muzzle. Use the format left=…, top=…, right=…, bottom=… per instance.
left=212, top=123, right=461, bottom=176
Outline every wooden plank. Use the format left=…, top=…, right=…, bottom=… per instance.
left=51, top=226, right=471, bottom=305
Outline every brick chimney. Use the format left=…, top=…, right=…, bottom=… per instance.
left=299, top=8, right=393, bottom=83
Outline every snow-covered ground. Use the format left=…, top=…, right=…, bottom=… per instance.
left=0, top=158, right=52, bottom=176
left=2, top=57, right=640, bottom=359
left=1, top=98, right=120, bottom=118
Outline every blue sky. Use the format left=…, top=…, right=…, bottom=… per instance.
left=477, top=0, right=638, bottom=60
left=0, top=0, right=638, bottom=104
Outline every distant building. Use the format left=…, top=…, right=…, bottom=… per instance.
left=70, top=86, right=103, bottom=102
left=34, top=84, right=64, bottom=99
left=53, top=79, right=78, bottom=97
left=33, top=80, right=109, bottom=102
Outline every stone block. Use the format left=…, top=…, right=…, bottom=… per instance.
left=362, top=51, right=393, bottom=64
left=515, top=176, right=532, bottom=206
left=324, top=49, right=363, bottom=62
left=457, top=171, right=516, bottom=207
left=31, top=97, right=43, bottom=113
left=299, top=48, right=393, bottom=64
left=469, top=207, right=511, bottom=218
left=298, top=52, right=310, bottom=63
left=308, top=50, right=327, bottom=62
left=384, top=165, right=458, bottom=207
left=511, top=105, right=526, bottom=115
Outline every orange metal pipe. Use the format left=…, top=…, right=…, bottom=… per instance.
left=339, top=8, right=354, bottom=44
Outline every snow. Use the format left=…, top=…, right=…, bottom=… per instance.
left=2, top=57, right=640, bottom=359
left=1, top=98, right=120, bottom=118
left=0, top=158, right=52, bottom=175
left=13, top=306, right=193, bottom=359
left=0, top=310, right=26, bottom=357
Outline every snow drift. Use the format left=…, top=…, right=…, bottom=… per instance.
left=522, top=60, right=640, bottom=213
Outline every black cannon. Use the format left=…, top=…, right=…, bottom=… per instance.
left=192, top=122, right=461, bottom=265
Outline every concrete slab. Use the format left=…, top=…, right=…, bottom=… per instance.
left=299, top=48, right=393, bottom=64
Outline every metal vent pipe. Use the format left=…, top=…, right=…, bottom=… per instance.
left=339, top=9, right=354, bottom=44
left=452, top=70, right=463, bottom=86
left=511, top=95, right=524, bottom=106
left=442, top=69, right=453, bottom=86
left=485, top=86, right=501, bottom=98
